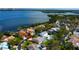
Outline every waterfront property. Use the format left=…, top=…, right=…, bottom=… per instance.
left=0, top=9, right=79, bottom=50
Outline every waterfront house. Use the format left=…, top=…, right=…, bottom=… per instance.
left=27, top=27, right=35, bottom=36
left=18, top=29, right=27, bottom=38
left=18, top=28, right=34, bottom=41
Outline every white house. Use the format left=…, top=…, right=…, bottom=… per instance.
left=51, top=27, right=60, bottom=32
left=39, top=31, right=53, bottom=40
left=39, top=31, right=48, bottom=37
left=0, top=42, right=9, bottom=50
left=55, top=20, right=60, bottom=27
left=66, top=25, right=69, bottom=31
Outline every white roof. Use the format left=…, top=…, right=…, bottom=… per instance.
left=40, top=31, right=48, bottom=36
left=51, top=27, right=60, bottom=31
left=0, top=42, right=9, bottom=50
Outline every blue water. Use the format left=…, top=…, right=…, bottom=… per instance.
left=0, top=11, right=49, bottom=31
